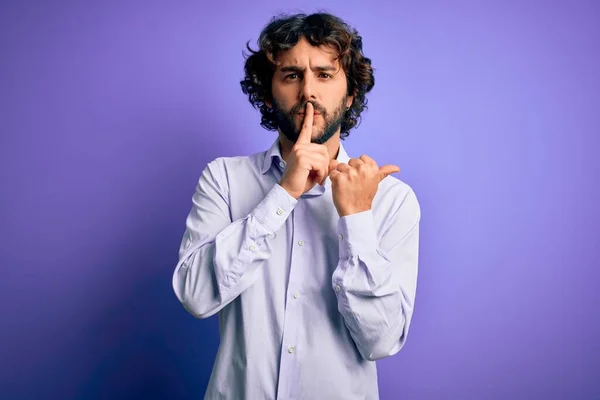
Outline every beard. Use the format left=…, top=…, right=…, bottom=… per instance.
left=272, top=96, right=347, bottom=145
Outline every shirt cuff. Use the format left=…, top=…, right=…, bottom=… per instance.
left=250, top=183, right=298, bottom=234
left=338, top=209, right=378, bottom=258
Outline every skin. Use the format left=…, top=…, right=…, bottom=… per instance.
left=267, top=36, right=400, bottom=216
left=266, top=37, right=350, bottom=163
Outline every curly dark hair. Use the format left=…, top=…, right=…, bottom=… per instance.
left=240, top=12, right=375, bottom=139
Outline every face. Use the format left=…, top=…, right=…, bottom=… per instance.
left=268, top=36, right=353, bottom=144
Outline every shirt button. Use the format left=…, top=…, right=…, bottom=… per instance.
left=335, top=285, right=341, bottom=292
left=293, top=291, right=300, bottom=299
left=249, top=245, right=256, bottom=251
left=279, top=161, right=285, bottom=169
left=288, top=346, right=295, bottom=354
left=339, top=234, right=344, bottom=241
left=276, top=208, right=284, bottom=216
left=298, top=240, right=304, bottom=246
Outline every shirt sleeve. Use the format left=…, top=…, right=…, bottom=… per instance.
left=331, top=187, right=421, bottom=361
left=172, top=159, right=297, bottom=319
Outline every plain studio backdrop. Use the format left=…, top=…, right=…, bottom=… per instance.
left=1, top=1, right=598, bottom=399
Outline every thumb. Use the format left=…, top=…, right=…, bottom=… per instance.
left=322, top=159, right=339, bottom=185
left=329, top=159, right=339, bottom=172
left=378, top=164, right=400, bottom=180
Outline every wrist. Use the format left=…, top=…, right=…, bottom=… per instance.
left=337, top=206, right=371, bottom=217
left=278, top=182, right=302, bottom=200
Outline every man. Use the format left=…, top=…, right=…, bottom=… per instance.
left=172, top=12, right=421, bottom=400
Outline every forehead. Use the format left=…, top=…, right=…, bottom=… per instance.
left=274, top=37, right=340, bottom=68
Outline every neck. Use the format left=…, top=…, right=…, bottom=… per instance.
left=278, top=132, right=341, bottom=163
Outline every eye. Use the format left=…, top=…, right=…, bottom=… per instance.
left=319, top=73, right=332, bottom=79
left=285, top=73, right=299, bottom=80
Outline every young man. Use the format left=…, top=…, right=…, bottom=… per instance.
left=172, top=12, right=421, bottom=400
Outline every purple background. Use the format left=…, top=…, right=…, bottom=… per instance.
left=2, top=1, right=599, bottom=399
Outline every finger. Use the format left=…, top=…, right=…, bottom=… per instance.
left=298, top=146, right=329, bottom=185
left=336, top=162, right=352, bottom=172
left=319, top=163, right=331, bottom=185
left=378, top=165, right=400, bottom=180
left=297, top=102, right=314, bottom=144
left=318, top=156, right=330, bottom=185
left=348, top=158, right=364, bottom=168
left=303, top=142, right=329, bottom=158
left=320, top=161, right=330, bottom=185
left=310, top=169, right=327, bottom=185
left=321, top=159, right=339, bottom=185
left=359, top=154, right=377, bottom=167
left=329, top=159, right=339, bottom=172
left=316, top=164, right=327, bottom=184
left=301, top=153, right=328, bottom=183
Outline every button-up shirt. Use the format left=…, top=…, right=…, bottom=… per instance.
left=172, top=137, right=421, bottom=400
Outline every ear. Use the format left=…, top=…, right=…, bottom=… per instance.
left=346, top=89, right=355, bottom=110
left=265, top=97, right=272, bottom=109
left=345, top=95, right=354, bottom=110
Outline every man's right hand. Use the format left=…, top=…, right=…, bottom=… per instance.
left=279, top=102, right=330, bottom=200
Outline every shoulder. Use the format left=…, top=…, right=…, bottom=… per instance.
left=379, top=174, right=419, bottom=203
left=376, top=174, right=421, bottom=223
left=198, top=150, right=266, bottom=189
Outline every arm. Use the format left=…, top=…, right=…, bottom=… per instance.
left=331, top=188, right=420, bottom=361
left=172, top=159, right=297, bottom=319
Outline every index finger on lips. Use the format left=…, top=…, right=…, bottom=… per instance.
left=297, top=102, right=314, bottom=144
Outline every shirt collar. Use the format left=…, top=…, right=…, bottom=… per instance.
left=260, top=137, right=351, bottom=175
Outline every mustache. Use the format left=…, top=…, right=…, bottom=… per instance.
left=290, top=101, right=326, bottom=115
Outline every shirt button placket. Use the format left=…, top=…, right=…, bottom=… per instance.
left=277, top=202, right=303, bottom=399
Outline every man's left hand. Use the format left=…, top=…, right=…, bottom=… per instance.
left=329, top=155, right=400, bottom=217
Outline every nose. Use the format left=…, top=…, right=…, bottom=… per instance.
left=300, top=74, right=316, bottom=102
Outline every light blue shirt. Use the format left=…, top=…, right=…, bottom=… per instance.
left=172, top=138, right=421, bottom=400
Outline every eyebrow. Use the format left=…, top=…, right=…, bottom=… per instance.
left=279, top=65, right=338, bottom=73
